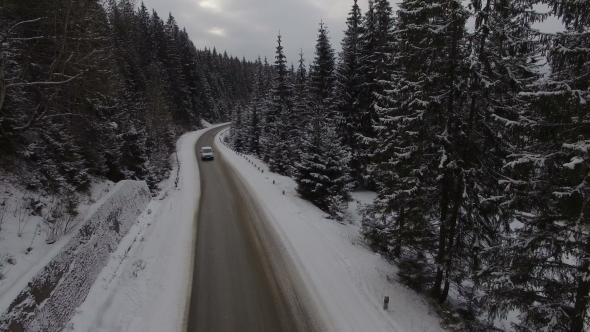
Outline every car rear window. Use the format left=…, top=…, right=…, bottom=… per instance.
left=202, top=148, right=212, bottom=153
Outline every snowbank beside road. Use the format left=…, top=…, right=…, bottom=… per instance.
left=0, top=179, right=117, bottom=317
left=216, top=129, right=446, bottom=332
left=0, top=180, right=151, bottom=332
left=64, top=123, right=227, bottom=332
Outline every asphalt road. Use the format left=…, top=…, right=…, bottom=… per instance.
left=186, top=126, right=321, bottom=332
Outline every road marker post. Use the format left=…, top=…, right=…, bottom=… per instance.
left=383, top=296, right=389, bottom=310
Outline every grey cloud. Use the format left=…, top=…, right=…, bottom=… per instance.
left=140, top=0, right=562, bottom=66
left=140, top=0, right=371, bottom=64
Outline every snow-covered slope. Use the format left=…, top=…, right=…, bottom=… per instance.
left=64, top=123, right=227, bottom=332
left=1, top=180, right=151, bottom=332
left=216, top=129, right=446, bottom=332
left=0, top=179, right=117, bottom=316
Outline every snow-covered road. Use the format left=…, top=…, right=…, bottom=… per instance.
left=186, top=125, right=320, bottom=332
left=65, top=124, right=446, bottom=332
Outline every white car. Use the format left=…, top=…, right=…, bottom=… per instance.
left=201, top=146, right=214, bottom=161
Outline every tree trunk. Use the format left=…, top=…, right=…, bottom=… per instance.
left=394, top=206, right=404, bottom=259
left=570, top=237, right=590, bottom=332
left=436, top=0, right=463, bottom=303
left=432, top=170, right=451, bottom=299
left=440, top=171, right=462, bottom=303
left=0, top=42, right=5, bottom=113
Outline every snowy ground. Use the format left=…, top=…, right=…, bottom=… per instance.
left=0, top=176, right=116, bottom=316
left=216, top=129, right=446, bottom=332
left=64, top=123, right=227, bottom=332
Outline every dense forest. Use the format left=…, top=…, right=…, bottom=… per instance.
left=0, top=0, right=254, bottom=194
left=228, top=0, right=590, bottom=331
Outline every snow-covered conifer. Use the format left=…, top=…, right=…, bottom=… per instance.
left=334, top=0, right=367, bottom=187
left=263, top=34, right=295, bottom=175
left=295, top=117, right=352, bottom=219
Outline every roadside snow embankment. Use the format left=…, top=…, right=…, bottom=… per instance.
left=0, top=180, right=150, bottom=332
left=64, top=123, right=227, bottom=332
left=216, top=129, right=445, bottom=332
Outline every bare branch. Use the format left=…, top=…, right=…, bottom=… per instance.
left=6, top=73, right=81, bottom=87
left=7, top=36, right=45, bottom=42
left=12, top=103, right=47, bottom=132
left=3, top=17, right=46, bottom=42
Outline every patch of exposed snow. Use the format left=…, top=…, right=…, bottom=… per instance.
left=563, top=156, right=584, bottom=169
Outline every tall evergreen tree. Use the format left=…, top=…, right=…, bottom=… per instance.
left=334, top=0, right=367, bottom=187
left=293, top=50, right=309, bottom=136
left=358, top=0, right=376, bottom=110
left=295, top=117, right=352, bottom=219
left=366, top=0, right=473, bottom=305
left=480, top=1, right=590, bottom=331
left=295, top=21, right=352, bottom=219
left=309, top=22, right=336, bottom=117
left=264, top=34, right=294, bottom=175
left=244, top=57, right=265, bottom=157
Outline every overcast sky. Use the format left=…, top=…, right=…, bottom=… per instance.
left=138, top=0, right=368, bottom=65
left=139, top=0, right=563, bottom=65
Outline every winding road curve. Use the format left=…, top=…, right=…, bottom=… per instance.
left=186, top=126, right=321, bottom=332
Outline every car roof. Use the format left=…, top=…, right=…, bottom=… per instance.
left=201, top=146, right=212, bottom=150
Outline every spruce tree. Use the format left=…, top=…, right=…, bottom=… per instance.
left=296, top=21, right=352, bottom=219
left=480, top=1, right=590, bottom=330
left=295, top=117, right=352, bottom=219
left=358, top=0, right=377, bottom=117
left=372, top=0, right=394, bottom=86
left=367, top=0, right=473, bottom=305
left=334, top=0, right=366, bottom=187
left=230, top=106, right=246, bottom=152
left=293, top=50, right=310, bottom=137
left=309, top=22, right=336, bottom=117
left=264, top=34, right=295, bottom=175
left=245, top=57, right=265, bottom=157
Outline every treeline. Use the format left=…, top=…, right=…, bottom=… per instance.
left=228, top=0, right=590, bottom=331
left=0, top=0, right=254, bottom=193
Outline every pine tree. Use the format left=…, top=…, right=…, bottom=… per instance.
left=164, top=13, right=193, bottom=128
left=264, top=34, right=295, bottom=175
left=309, top=22, right=336, bottom=117
left=292, top=50, right=310, bottom=157
left=480, top=1, right=590, bottom=330
left=358, top=0, right=376, bottom=112
left=295, top=20, right=352, bottom=219
left=334, top=0, right=366, bottom=187
left=295, top=117, right=352, bottom=219
left=357, top=0, right=391, bottom=145
left=366, top=0, right=474, bottom=306
left=243, top=57, right=265, bottom=157
left=230, top=105, right=246, bottom=152
left=372, top=0, right=394, bottom=85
